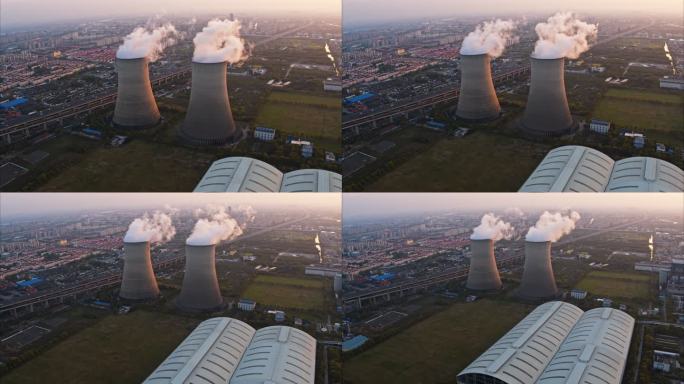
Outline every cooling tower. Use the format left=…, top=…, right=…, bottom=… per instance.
left=520, top=57, right=574, bottom=136
left=112, top=58, right=161, bottom=128
left=119, top=241, right=160, bottom=300
left=180, top=61, right=238, bottom=145
left=519, top=241, right=558, bottom=299
left=177, top=244, right=223, bottom=311
left=456, top=54, right=501, bottom=121
left=466, top=239, right=502, bottom=290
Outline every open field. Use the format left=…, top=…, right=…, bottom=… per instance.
left=255, top=91, right=341, bottom=147
left=242, top=274, right=329, bottom=310
left=575, top=270, right=655, bottom=299
left=344, top=300, right=532, bottom=384
left=360, top=131, right=549, bottom=192
left=593, top=89, right=684, bottom=142
left=1, top=310, right=198, bottom=384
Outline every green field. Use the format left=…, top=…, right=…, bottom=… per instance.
left=242, top=274, right=329, bottom=310
left=255, top=91, right=341, bottom=145
left=344, top=300, right=532, bottom=384
left=361, top=131, right=549, bottom=192
left=576, top=270, right=654, bottom=299
left=593, top=88, right=684, bottom=141
left=1, top=310, right=198, bottom=384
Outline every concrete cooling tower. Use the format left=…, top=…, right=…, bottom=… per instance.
left=456, top=54, right=501, bottom=121
left=519, top=241, right=558, bottom=299
left=466, top=239, right=502, bottom=290
left=180, top=61, right=239, bottom=145
left=177, top=244, right=223, bottom=311
left=113, top=58, right=161, bottom=128
left=520, top=57, right=574, bottom=137
left=119, top=241, right=160, bottom=300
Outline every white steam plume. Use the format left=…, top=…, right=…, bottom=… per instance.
left=526, top=210, right=581, bottom=242
left=186, top=205, right=247, bottom=246
left=116, top=23, right=177, bottom=61
left=504, top=207, right=525, bottom=218
left=471, top=213, right=514, bottom=241
left=192, top=18, right=248, bottom=64
left=124, top=211, right=176, bottom=243
left=532, top=12, right=598, bottom=59
left=460, top=19, right=518, bottom=58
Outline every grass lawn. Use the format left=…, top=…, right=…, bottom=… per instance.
left=575, top=270, right=655, bottom=299
left=592, top=89, right=684, bottom=143
left=242, top=274, right=329, bottom=310
left=363, top=131, right=550, bottom=192
left=343, top=300, right=532, bottom=384
left=1, top=310, right=199, bottom=384
left=255, top=91, right=341, bottom=144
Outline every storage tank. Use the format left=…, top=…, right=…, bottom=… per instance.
left=112, top=58, right=161, bottom=127
left=456, top=54, right=501, bottom=121
left=177, top=244, right=223, bottom=311
left=520, top=57, right=574, bottom=137
left=519, top=241, right=558, bottom=298
left=120, top=241, right=160, bottom=300
left=466, top=239, right=502, bottom=290
left=180, top=61, right=238, bottom=145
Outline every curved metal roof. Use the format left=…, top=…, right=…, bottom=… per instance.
left=519, top=146, right=614, bottom=192
left=458, top=301, right=584, bottom=384
left=281, top=169, right=343, bottom=192
left=231, top=326, right=317, bottom=384
left=144, top=317, right=256, bottom=384
left=519, top=146, right=684, bottom=192
left=606, top=157, right=684, bottom=192
left=193, top=157, right=284, bottom=192
left=537, top=307, right=635, bottom=384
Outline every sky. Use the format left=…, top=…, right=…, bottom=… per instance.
left=1, top=0, right=340, bottom=30
left=0, top=193, right=341, bottom=219
left=343, top=0, right=683, bottom=28
left=342, top=193, right=684, bottom=220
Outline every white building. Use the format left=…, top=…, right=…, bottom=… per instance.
left=238, top=299, right=256, bottom=311
left=254, top=126, right=275, bottom=141
left=323, top=77, right=342, bottom=91
left=569, top=289, right=587, bottom=299
left=589, top=119, right=611, bottom=134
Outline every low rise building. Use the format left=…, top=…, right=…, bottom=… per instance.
left=589, top=119, right=611, bottom=134
left=254, top=126, right=275, bottom=141
left=238, top=298, right=256, bottom=311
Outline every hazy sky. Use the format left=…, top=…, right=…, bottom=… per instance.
left=1, top=0, right=340, bottom=30
left=0, top=193, right=341, bottom=218
left=343, top=0, right=683, bottom=28
left=343, top=193, right=684, bottom=220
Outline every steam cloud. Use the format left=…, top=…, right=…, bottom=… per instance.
left=526, top=210, right=581, bottom=242
left=187, top=204, right=254, bottom=246
left=116, top=24, right=177, bottom=61
left=124, top=211, right=176, bottom=243
left=471, top=213, right=514, bottom=241
left=460, top=19, right=518, bottom=58
left=532, top=12, right=598, bottom=59
left=192, top=18, right=248, bottom=64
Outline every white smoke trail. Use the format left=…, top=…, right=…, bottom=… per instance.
left=116, top=23, right=177, bottom=62
left=460, top=19, right=518, bottom=58
left=187, top=205, right=249, bottom=245
left=124, top=211, right=176, bottom=243
left=526, top=210, right=581, bottom=242
left=532, top=12, right=598, bottom=59
left=471, top=213, right=514, bottom=241
left=192, top=18, right=248, bottom=64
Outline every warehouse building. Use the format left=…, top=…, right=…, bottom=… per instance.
left=457, top=301, right=634, bottom=384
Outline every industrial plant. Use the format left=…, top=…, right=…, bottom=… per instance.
left=119, top=240, right=160, bottom=300
left=455, top=54, right=501, bottom=121
left=176, top=243, right=224, bottom=311
left=466, top=239, right=502, bottom=291
left=518, top=241, right=558, bottom=299
left=112, top=58, right=161, bottom=128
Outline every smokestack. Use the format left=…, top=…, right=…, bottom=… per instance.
left=176, top=244, right=223, bottom=311
left=113, top=58, right=161, bottom=127
left=456, top=54, right=501, bottom=121
left=466, top=239, right=502, bottom=290
left=180, top=61, right=239, bottom=145
left=120, top=241, right=160, bottom=300
left=520, top=57, right=574, bottom=136
left=519, top=241, right=557, bottom=299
